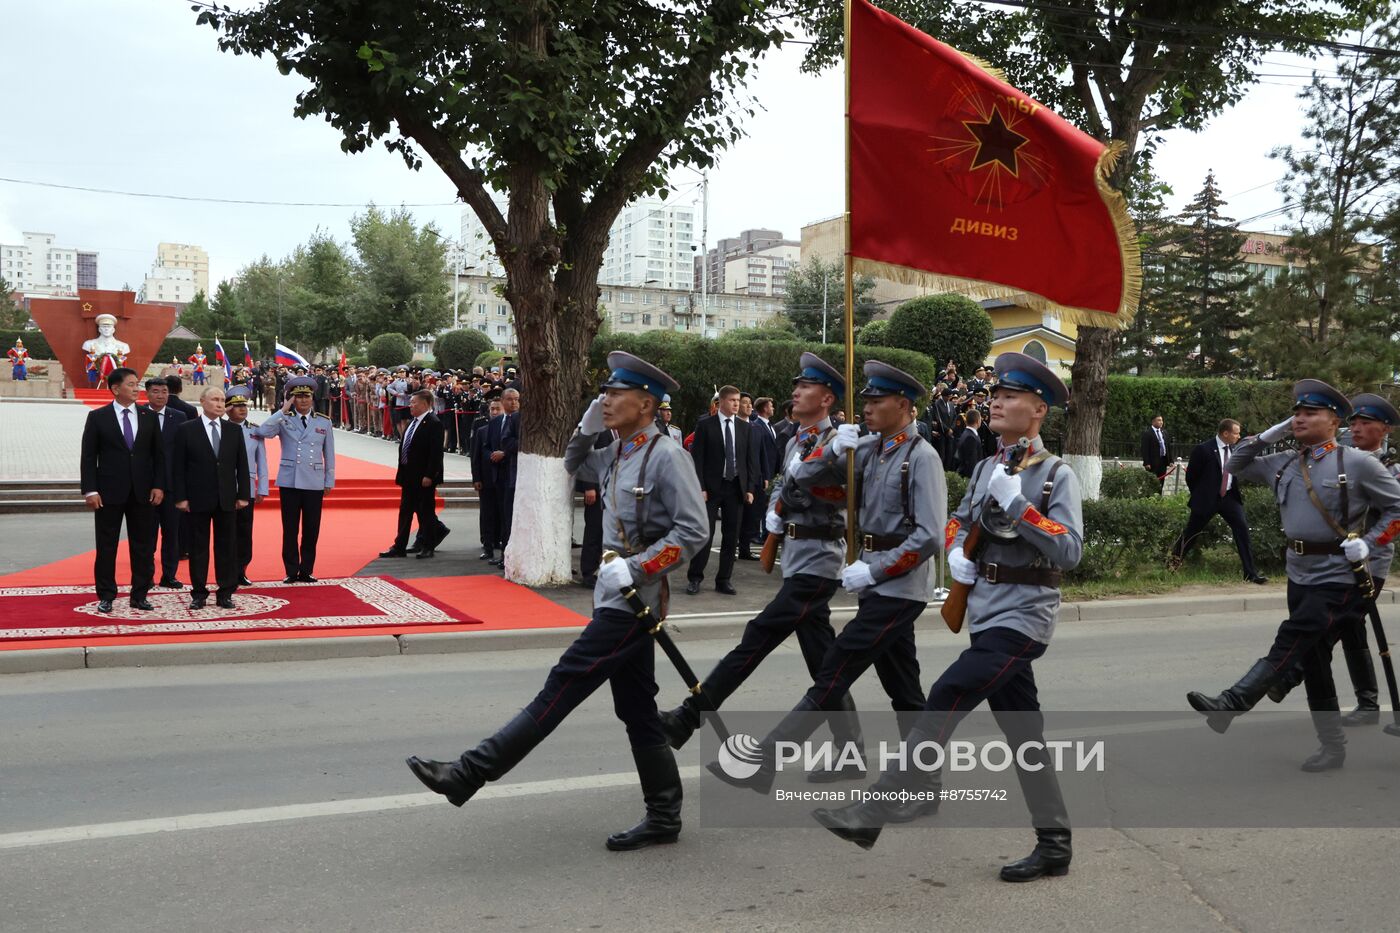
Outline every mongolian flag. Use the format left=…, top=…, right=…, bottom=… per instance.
left=243, top=336, right=254, bottom=369
left=848, top=0, right=1139, bottom=323
left=213, top=336, right=232, bottom=383
left=274, top=341, right=309, bottom=368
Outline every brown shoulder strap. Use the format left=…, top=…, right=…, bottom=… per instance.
left=1041, top=460, right=1065, bottom=513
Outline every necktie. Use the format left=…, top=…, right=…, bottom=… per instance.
left=402, top=418, right=418, bottom=462
left=1156, top=428, right=1165, bottom=455
left=209, top=420, right=220, bottom=452
left=1220, top=446, right=1231, bottom=496
left=121, top=408, right=134, bottom=450
left=301, top=415, right=308, bottom=428
left=723, top=418, right=736, bottom=481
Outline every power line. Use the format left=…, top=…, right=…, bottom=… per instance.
left=0, top=175, right=461, bottom=208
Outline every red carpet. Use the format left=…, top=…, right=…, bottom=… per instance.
left=0, top=576, right=479, bottom=643
left=405, top=576, right=590, bottom=632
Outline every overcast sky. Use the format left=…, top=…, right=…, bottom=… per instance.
left=0, top=0, right=1333, bottom=294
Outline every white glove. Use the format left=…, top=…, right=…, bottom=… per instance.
left=787, top=450, right=806, bottom=474
left=598, top=557, right=634, bottom=591
left=765, top=510, right=785, bottom=535
left=579, top=393, right=606, bottom=434
left=987, top=464, right=1022, bottom=511
left=1342, top=537, right=1369, bottom=563
left=830, top=423, right=861, bottom=456
left=1259, top=417, right=1294, bottom=444
left=948, top=547, right=979, bottom=585
left=841, top=560, right=875, bottom=593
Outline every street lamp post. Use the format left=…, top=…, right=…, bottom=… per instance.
left=821, top=265, right=829, bottom=344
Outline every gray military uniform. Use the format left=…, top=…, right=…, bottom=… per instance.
left=1358, top=446, right=1400, bottom=580
left=565, top=421, right=709, bottom=617
left=1229, top=437, right=1400, bottom=586
left=253, top=409, right=336, bottom=489
left=949, top=437, right=1083, bottom=644
left=768, top=419, right=843, bottom=580
left=241, top=422, right=270, bottom=498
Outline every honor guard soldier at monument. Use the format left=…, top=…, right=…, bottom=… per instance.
left=7, top=337, right=29, bottom=380
left=1187, top=380, right=1400, bottom=771
left=406, top=351, right=709, bottom=850
left=815, top=351, right=1083, bottom=884
left=253, top=375, right=336, bottom=583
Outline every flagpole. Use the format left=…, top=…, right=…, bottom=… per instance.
left=843, top=0, right=858, bottom=563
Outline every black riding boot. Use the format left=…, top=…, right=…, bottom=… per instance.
left=708, top=696, right=821, bottom=795
left=606, top=744, right=683, bottom=851
left=808, top=692, right=868, bottom=783
left=1340, top=648, right=1380, bottom=726
left=1267, top=659, right=1306, bottom=704
left=659, top=695, right=702, bottom=750
left=812, top=725, right=944, bottom=849
left=1000, top=828, right=1073, bottom=882
left=1301, top=697, right=1347, bottom=772
left=406, top=711, right=543, bottom=807
left=1187, top=658, right=1276, bottom=733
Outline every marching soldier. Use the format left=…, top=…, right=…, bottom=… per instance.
left=1187, top=380, right=1400, bottom=771
left=252, top=375, right=336, bottom=583
left=407, top=352, right=709, bottom=850
left=814, top=351, right=1082, bottom=884
left=658, top=352, right=867, bottom=776
left=707, top=360, right=943, bottom=799
left=1267, top=392, right=1400, bottom=724
left=224, top=384, right=269, bottom=586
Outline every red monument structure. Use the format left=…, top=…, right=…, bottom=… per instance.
left=29, top=289, right=176, bottom=391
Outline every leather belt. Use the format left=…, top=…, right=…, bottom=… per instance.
left=785, top=523, right=845, bottom=542
left=978, top=561, right=1062, bottom=587
left=1288, top=538, right=1343, bottom=556
left=861, top=532, right=908, bottom=552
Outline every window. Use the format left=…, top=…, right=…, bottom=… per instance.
left=621, top=313, right=635, bottom=324
left=478, top=282, right=488, bottom=294
left=478, top=303, right=486, bottom=315
left=477, top=323, right=488, bottom=332
left=1022, top=339, right=1047, bottom=363
left=642, top=313, right=652, bottom=325
left=621, top=291, right=634, bottom=304
left=497, top=304, right=507, bottom=316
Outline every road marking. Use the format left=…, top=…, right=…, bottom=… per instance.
left=0, top=766, right=702, bottom=851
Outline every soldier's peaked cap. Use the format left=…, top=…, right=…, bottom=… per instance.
left=599, top=350, right=678, bottom=402
left=793, top=351, right=845, bottom=400
left=1348, top=393, right=1398, bottom=426
left=993, top=351, right=1069, bottom=407
left=285, top=375, right=317, bottom=397
left=859, top=360, right=927, bottom=402
left=1292, top=379, right=1351, bottom=419
left=225, top=384, right=252, bottom=405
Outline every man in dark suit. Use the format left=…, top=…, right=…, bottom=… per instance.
left=471, top=395, right=504, bottom=562
left=686, top=384, right=755, bottom=595
left=490, top=387, right=521, bottom=566
left=164, top=374, right=199, bottom=422
left=380, top=390, right=449, bottom=559
left=80, top=368, right=166, bottom=613
left=1140, top=414, right=1170, bottom=490
left=740, top=396, right=779, bottom=560
left=172, top=386, right=251, bottom=609
left=141, top=377, right=188, bottom=588
left=1169, top=418, right=1265, bottom=583
left=954, top=409, right=984, bottom=478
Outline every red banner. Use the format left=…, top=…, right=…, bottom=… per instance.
left=849, top=0, right=1138, bottom=323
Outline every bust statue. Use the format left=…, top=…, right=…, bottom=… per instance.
left=82, top=313, right=131, bottom=363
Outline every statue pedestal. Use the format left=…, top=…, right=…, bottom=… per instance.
left=28, top=289, right=175, bottom=392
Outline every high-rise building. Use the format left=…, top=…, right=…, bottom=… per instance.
left=459, top=192, right=510, bottom=279
left=0, top=232, right=91, bottom=297
left=721, top=242, right=801, bottom=298
left=76, top=251, right=99, bottom=289
left=156, top=242, right=210, bottom=295
left=600, top=198, right=696, bottom=291
left=140, top=266, right=198, bottom=305
left=694, top=228, right=792, bottom=294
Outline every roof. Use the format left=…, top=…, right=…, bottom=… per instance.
left=992, top=324, right=1076, bottom=349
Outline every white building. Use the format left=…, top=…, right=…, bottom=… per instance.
left=141, top=265, right=198, bottom=305
left=599, top=198, right=696, bottom=291
left=459, top=192, right=510, bottom=279
left=722, top=242, right=801, bottom=297
left=157, top=242, right=210, bottom=295
left=0, top=231, right=89, bottom=298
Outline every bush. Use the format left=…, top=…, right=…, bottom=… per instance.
left=945, top=470, right=968, bottom=516
left=1098, top=465, right=1162, bottom=499
left=367, top=332, right=414, bottom=368
left=435, top=328, right=494, bottom=371
left=718, top=323, right=799, bottom=342
left=857, top=319, right=890, bottom=346
left=475, top=349, right=504, bottom=372
left=884, top=294, right=993, bottom=377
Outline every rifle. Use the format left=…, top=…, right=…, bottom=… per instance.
left=758, top=501, right=784, bottom=574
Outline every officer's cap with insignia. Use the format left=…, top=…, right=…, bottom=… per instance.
left=285, top=375, right=317, bottom=398
left=598, top=350, right=679, bottom=402
left=225, top=384, right=253, bottom=406
left=659, top=393, right=673, bottom=411
left=1347, top=393, right=1397, bottom=426
left=793, top=351, right=845, bottom=401
left=859, top=359, right=927, bottom=402
left=992, top=351, right=1069, bottom=407
left=1292, top=379, right=1351, bottom=419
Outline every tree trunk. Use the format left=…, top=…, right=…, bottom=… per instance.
left=1064, top=325, right=1114, bottom=498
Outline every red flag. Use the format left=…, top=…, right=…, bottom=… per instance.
left=338, top=350, right=346, bottom=377
left=849, top=0, right=1138, bottom=323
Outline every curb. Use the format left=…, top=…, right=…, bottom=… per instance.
left=3, top=587, right=1396, bottom=676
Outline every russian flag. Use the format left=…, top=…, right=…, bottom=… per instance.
left=243, top=337, right=254, bottom=369
left=275, top=341, right=309, bottom=368
left=213, top=336, right=232, bottom=382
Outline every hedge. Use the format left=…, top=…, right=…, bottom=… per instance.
left=884, top=294, right=993, bottom=378
left=1098, top=464, right=1162, bottom=499
left=368, top=332, right=414, bottom=368
left=591, top=333, right=939, bottom=430
left=435, top=328, right=494, bottom=372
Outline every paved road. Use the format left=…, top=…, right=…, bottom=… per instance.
left=4, top=607, right=1398, bottom=932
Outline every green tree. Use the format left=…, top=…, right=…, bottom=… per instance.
left=783, top=256, right=878, bottom=342
left=0, top=274, right=27, bottom=329
left=177, top=290, right=217, bottom=339
left=857, top=318, right=890, bottom=346
left=288, top=231, right=359, bottom=354
left=348, top=205, right=450, bottom=341
left=435, top=328, right=495, bottom=371
left=367, top=332, right=415, bottom=368
left=1152, top=172, right=1256, bottom=375
left=884, top=295, right=993, bottom=375
left=798, top=0, right=1377, bottom=493
left=228, top=256, right=290, bottom=349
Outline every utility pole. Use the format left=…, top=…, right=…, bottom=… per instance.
left=451, top=242, right=462, bottom=330
left=699, top=171, right=709, bottom=337
left=821, top=264, right=829, bottom=344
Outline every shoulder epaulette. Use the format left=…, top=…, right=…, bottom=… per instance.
left=313, top=412, right=330, bottom=419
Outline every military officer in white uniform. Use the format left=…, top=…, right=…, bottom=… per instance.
left=253, top=375, right=335, bottom=583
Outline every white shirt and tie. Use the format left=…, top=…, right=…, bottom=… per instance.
left=1154, top=426, right=1166, bottom=456
left=720, top=415, right=738, bottom=481
left=202, top=414, right=223, bottom=453
left=1215, top=436, right=1233, bottom=495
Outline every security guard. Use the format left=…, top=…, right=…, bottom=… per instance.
left=252, top=375, right=336, bottom=583
left=659, top=353, right=866, bottom=774
left=1267, top=392, right=1400, bottom=723
left=708, top=360, right=943, bottom=797
left=1187, top=380, right=1400, bottom=771
left=407, top=352, right=709, bottom=851
left=815, top=351, right=1082, bottom=884
left=224, top=384, right=268, bottom=586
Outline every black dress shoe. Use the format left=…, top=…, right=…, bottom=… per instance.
left=684, top=580, right=702, bottom=595
left=129, top=598, right=155, bottom=611
left=416, top=547, right=436, bottom=559
left=737, top=551, right=758, bottom=561
left=1000, top=830, right=1073, bottom=882
left=239, top=575, right=252, bottom=587
left=715, top=581, right=737, bottom=596
left=188, top=597, right=207, bottom=610
left=378, top=548, right=408, bottom=558
left=406, top=545, right=421, bottom=554
left=282, top=576, right=298, bottom=584
left=478, top=550, right=495, bottom=561
left=1247, top=574, right=1269, bottom=585
left=216, top=596, right=237, bottom=610
left=406, top=756, right=475, bottom=807
left=298, top=574, right=318, bottom=583
left=159, top=577, right=185, bottom=589
left=577, top=575, right=597, bottom=588
left=97, top=599, right=114, bottom=613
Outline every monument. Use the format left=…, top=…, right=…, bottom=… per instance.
left=82, top=313, right=130, bottom=385
left=28, top=289, right=176, bottom=392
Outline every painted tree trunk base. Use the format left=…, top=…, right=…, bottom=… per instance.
left=503, top=453, right=576, bottom=586
left=1063, top=453, right=1102, bottom=501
